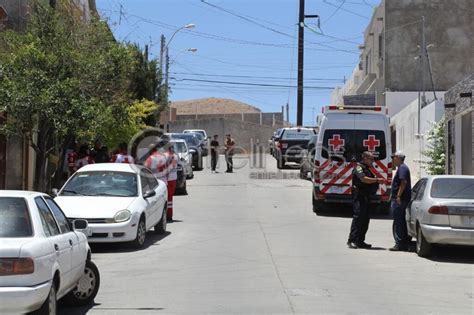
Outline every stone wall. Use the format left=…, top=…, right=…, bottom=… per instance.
left=175, top=112, right=284, bottom=128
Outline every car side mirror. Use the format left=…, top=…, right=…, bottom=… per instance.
left=72, top=219, right=88, bottom=230
left=51, top=188, right=58, bottom=196
left=143, top=190, right=156, bottom=199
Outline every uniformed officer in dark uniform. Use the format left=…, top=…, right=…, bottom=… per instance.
left=347, top=151, right=385, bottom=249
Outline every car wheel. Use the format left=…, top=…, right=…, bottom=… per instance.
left=63, top=260, right=100, bottom=306
left=154, top=206, right=167, bottom=234
left=32, top=283, right=56, bottom=315
left=177, top=181, right=187, bottom=195
left=277, top=158, right=285, bottom=169
left=416, top=224, right=432, bottom=257
left=132, top=218, right=147, bottom=248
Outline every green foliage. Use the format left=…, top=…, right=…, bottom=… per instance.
left=0, top=0, right=160, bottom=190
left=424, top=118, right=446, bottom=175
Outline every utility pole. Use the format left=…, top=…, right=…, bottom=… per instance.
left=144, top=44, right=149, bottom=62
left=426, top=45, right=437, bottom=100
left=421, top=16, right=426, bottom=107
left=297, top=0, right=305, bottom=127
left=297, top=1, right=318, bottom=127
left=286, top=102, right=290, bottom=126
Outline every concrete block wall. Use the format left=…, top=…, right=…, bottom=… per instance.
left=169, top=118, right=278, bottom=152
left=174, top=112, right=284, bottom=128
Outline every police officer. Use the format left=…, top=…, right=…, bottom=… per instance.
left=347, top=151, right=385, bottom=249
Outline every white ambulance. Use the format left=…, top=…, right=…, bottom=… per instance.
left=312, top=105, right=392, bottom=214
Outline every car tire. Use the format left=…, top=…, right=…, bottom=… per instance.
left=32, top=283, right=56, bottom=315
left=62, top=260, right=100, bottom=307
left=154, top=206, right=167, bottom=234
left=416, top=224, right=432, bottom=257
left=176, top=181, right=187, bottom=195
left=277, top=158, right=285, bottom=169
left=132, top=218, right=147, bottom=248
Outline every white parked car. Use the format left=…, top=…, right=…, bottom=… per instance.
left=407, top=175, right=474, bottom=257
left=55, top=163, right=168, bottom=248
left=183, top=129, right=208, bottom=140
left=0, top=191, right=100, bottom=315
left=170, top=139, right=194, bottom=179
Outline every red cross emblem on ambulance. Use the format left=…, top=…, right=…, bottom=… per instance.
left=363, top=135, right=380, bottom=152
left=328, top=134, right=345, bottom=151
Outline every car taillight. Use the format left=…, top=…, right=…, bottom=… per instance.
left=0, top=258, right=34, bottom=276
left=428, top=205, right=449, bottom=215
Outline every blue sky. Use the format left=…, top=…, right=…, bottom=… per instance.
left=96, top=0, right=380, bottom=125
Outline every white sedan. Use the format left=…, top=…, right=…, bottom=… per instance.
left=55, top=163, right=168, bottom=248
left=0, top=191, right=100, bottom=314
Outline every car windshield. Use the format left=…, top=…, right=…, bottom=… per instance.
left=193, top=133, right=204, bottom=141
left=60, top=171, right=138, bottom=197
left=185, top=130, right=205, bottom=138
left=430, top=178, right=474, bottom=199
left=0, top=197, right=33, bottom=238
left=171, top=134, right=200, bottom=146
left=282, top=129, right=315, bottom=140
left=172, top=142, right=188, bottom=153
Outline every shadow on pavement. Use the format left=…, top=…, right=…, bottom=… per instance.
left=58, top=302, right=99, bottom=315
left=90, top=231, right=171, bottom=254
left=59, top=304, right=166, bottom=315
left=316, top=205, right=393, bottom=221
left=426, top=245, right=474, bottom=264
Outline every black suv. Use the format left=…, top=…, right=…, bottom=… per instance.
left=274, top=127, right=317, bottom=169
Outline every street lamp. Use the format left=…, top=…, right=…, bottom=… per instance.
left=166, top=23, right=196, bottom=49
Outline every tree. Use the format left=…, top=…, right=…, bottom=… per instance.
left=0, top=1, right=159, bottom=191
left=423, top=118, right=446, bottom=175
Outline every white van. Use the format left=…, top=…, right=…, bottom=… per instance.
left=312, top=105, right=392, bottom=214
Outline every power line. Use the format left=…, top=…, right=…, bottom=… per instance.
left=171, top=78, right=336, bottom=90
left=322, top=0, right=347, bottom=25
left=322, top=0, right=371, bottom=19
left=170, top=72, right=344, bottom=82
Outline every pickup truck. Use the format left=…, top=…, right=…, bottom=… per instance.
left=274, top=127, right=317, bottom=169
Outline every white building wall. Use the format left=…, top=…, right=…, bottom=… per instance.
left=390, top=96, right=445, bottom=182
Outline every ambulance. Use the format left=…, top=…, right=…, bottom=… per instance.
left=312, top=105, right=392, bottom=214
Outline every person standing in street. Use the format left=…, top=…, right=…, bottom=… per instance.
left=165, top=144, right=178, bottom=222
left=144, top=140, right=169, bottom=185
left=389, top=151, right=412, bottom=251
left=224, top=134, right=235, bottom=173
left=347, top=151, right=385, bottom=249
left=112, top=143, right=135, bottom=164
left=210, top=135, right=219, bottom=173
left=75, top=145, right=95, bottom=170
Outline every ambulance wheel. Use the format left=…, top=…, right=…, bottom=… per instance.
left=312, top=193, right=325, bottom=215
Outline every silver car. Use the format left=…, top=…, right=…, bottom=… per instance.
left=406, top=175, right=474, bottom=257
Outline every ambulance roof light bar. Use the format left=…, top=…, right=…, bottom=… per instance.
left=323, top=105, right=384, bottom=113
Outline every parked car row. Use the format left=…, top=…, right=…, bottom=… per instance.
left=0, top=191, right=100, bottom=314
left=1, top=129, right=211, bottom=314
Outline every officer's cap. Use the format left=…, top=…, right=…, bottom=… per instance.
left=391, top=150, right=406, bottom=159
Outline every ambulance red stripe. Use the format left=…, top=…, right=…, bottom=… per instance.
left=321, top=163, right=353, bottom=194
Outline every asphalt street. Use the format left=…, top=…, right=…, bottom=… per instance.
left=61, top=155, right=474, bottom=315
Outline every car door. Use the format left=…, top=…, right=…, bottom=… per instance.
left=35, top=197, right=73, bottom=294
left=44, top=196, right=85, bottom=284
left=406, top=180, right=422, bottom=234
left=140, top=170, right=158, bottom=230
left=409, top=179, right=428, bottom=229
left=146, top=169, right=165, bottom=224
